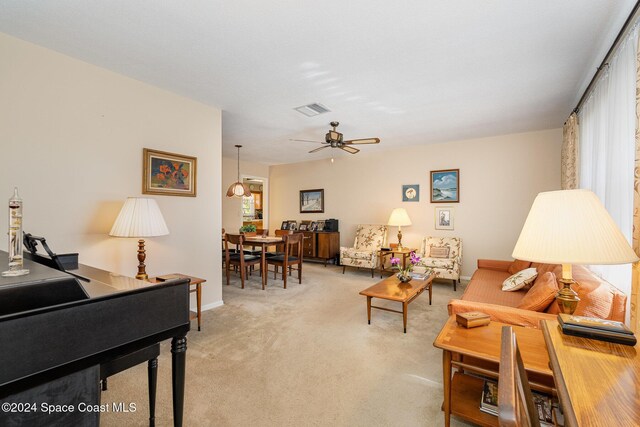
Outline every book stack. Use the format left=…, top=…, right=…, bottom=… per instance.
left=409, top=272, right=428, bottom=280
left=558, top=313, right=637, bottom=346
left=456, top=311, right=490, bottom=328
left=479, top=379, right=557, bottom=426
left=479, top=379, right=498, bottom=416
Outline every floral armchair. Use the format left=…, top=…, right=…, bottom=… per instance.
left=340, top=224, right=388, bottom=277
left=413, top=237, right=462, bottom=291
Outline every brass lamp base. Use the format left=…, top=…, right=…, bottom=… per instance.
left=135, top=239, right=149, bottom=280
left=556, top=278, right=580, bottom=314
left=397, top=229, right=403, bottom=250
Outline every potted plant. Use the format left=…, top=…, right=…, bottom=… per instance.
left=240, top=224, right=257, bottom=233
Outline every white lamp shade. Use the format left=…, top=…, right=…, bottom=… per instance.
left=388, top=208, right=412, bottom=227
left=512, top=189, right=638, bottom=265
left=109, top=197, right=169, bottom=238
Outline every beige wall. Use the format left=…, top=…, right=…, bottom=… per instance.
left=0, top=33, right=223, bottom=308
left=222, top=157, right=270, bottom=233
left=269, top=129, right=562, bottom=277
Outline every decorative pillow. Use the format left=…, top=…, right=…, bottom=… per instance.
left=429, top=246, right=450, bottom=258
left=508, top=259, right=532, bottom=275
left=517, top=272, right=559, bottom=312
left=502, top=267, right=538, bottom=292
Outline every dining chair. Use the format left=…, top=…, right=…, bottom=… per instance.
left=498, top=326, right=541, bottom=427
left=266, top=229, right=293, bottom=259
left=225, top=233, right=262, bottom=289
left=266, top=233, right=303, bottom=289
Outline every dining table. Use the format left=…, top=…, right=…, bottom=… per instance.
left=242, top=236, right=284, bottom=290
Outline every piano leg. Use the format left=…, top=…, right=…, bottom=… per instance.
left=148, top=357, right=158, bottom=426
left=171, top=335, right=187, bottom=427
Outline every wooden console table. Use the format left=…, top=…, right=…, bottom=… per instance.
left=301, top=231, right=340, bottom=265
left=541, top=319, right=640, bottom=427
left=148, top=274, right=207, bottom=331
left=433, top=316, right=554, bottom=427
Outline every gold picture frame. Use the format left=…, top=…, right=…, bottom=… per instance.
left=143, top=148, right=197, bottom=197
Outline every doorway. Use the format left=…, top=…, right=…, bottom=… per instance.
left=240, top=175, right=268, bottom=232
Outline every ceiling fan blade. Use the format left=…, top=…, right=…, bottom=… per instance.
left=309, top=146, right=330, bottom=153
left=340, top=145, right=360, bottom=154
left=290, top=138, right=324, bottom=143
left=344, top=138, right=380, bottom=145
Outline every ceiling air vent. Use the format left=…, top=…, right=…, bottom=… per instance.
left=294, top=103, right=330, bottom=117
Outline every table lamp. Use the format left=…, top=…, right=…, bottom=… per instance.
left=388, top=208, right=412, bottom=250
left=109, top=197, right=169, bottom=280
left=512, top=189, right=638, bottom=314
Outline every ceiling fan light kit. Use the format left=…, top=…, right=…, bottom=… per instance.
left=226, top=145, right=251, bottom=198
left=292, top=121, right=380, bottom=155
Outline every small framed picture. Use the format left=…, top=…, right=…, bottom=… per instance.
left=299, top=224, right=308, bottom=231
left=402, top=184, right=420, bottom=202
left=288, top=221, right=298, bottom=231
left=309, top=221, right=318, bottom=231
left=435, top=207, right=454, bottom=230
left=143, top=148, right=197, bottom=197
left=300, top=189, right=325, bottom=213
left=281, top=221, right=289, bottom=230
left=431, top=169, right=459, bottom=203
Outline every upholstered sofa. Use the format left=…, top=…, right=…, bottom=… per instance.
left=340, top=224, right=388, bottom=277
left=448, top=259, right=627, bottom=328
left=413, top=237, right=462, bottom=290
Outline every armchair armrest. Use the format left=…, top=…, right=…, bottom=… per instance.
left=477, top=259, right=512, bottom=272
left=447, top=299, right=555, bottom=329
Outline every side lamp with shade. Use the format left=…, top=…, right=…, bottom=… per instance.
left=512, top=189, right=639, bottom=314
left=387, top=208, right=412, bottom=250
left=109, top=197, right=169, bottom=280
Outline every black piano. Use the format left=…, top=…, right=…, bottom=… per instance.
left=0, top=253, right=190, bottom=426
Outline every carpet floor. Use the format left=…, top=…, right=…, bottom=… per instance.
left=101, top=263, right=473, bottom=426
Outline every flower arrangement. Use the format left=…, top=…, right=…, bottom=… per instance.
left=390, top=251, right=421, bottom=282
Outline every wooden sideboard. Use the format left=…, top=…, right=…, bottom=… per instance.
left=301, top=231, right=339, bottom=266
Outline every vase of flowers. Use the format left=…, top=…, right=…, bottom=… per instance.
left=390, top=251, right=421, bottom=283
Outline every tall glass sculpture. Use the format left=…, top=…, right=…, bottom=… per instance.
left=2, top=187, right=29, bottom=277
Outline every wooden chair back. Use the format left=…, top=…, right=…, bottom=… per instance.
left=256, top=228, right=269, bottom=237
left=283, top=233, right=303, bottom=260
left=498, top=326, right=540, bottom=427
left=225, top=233, right=244, bottom=258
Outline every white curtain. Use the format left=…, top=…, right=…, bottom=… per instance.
left=579, top=25, right=638, bottom=304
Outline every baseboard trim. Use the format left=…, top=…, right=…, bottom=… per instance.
left=460, top=275, right=471, bottom=281
left=198, top=300, right=224, bottom=312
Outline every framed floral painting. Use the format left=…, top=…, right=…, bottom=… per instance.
left=143, top=148, right=197, bottom=197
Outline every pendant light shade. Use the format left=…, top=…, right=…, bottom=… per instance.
left=226, top=145, right=252, bottom=198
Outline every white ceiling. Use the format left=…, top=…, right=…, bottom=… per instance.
left=0, top=1, right=634, bottom=164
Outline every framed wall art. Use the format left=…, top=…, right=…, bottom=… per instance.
left=143, top=148, right=197, bottom=197
left=435, top=207, right=454, bottom=230
left=402, top=184, right=420, bottom=202
left=430, top=169, right=459, bottom=203
left=300, top=189, right=324, bottom=213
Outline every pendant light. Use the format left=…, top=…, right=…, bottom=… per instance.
left=226, top=145, right=252, bottom=198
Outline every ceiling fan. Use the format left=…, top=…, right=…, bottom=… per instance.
left=291, top=121, right=380, bottom=154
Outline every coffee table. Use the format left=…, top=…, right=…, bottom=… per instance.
left=359, top=273, right=434, bottom=333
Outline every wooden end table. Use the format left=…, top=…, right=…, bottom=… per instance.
left=541, top=319, right=640, bottom=427
left=433, top=316, right=554, bottom=427
left=359, top=273, right=433, bottom=333
left=148, top=274, right=207, bottom=331
left=378, top=247, right=417, bottom=278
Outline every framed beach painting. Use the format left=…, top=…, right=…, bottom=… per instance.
left=430, top=169, right=459, bottom=203
left=300, top=189, right=325, bottom=213
left=435, top=207, right=454, bottom=230
left=143, top=148, right=197, bottom=197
